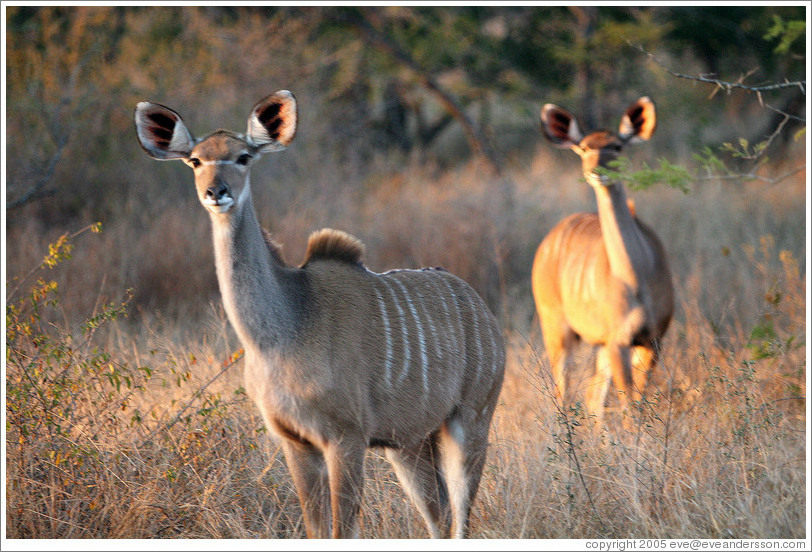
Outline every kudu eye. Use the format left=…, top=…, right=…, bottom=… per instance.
left=188, top=157, right=202, bottom=168
left=236, top=153, right=252, bottom=166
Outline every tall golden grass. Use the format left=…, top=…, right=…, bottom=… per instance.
left=4, top=144, right=807, bottom=540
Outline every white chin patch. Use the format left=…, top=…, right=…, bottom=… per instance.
left=587, top=173, right=612, bottom=188
left=203, top=197, right=234, bottom=214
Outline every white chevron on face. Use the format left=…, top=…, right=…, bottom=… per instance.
left=136, top=91, right=505, bottom=539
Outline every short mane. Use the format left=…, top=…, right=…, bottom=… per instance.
left=303, top=228, right=366, bottom=267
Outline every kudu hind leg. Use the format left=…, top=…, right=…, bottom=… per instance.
left=437, top=414, right=490, bottom=538
left=385, top=437, right=450, bottom=538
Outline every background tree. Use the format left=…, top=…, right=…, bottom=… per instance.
left=4, top=4, right=805, bottom=315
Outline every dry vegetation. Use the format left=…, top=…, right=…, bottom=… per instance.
left=4, top=5, right=807, bottom=544
left=5, top=147, right=807, bottom=541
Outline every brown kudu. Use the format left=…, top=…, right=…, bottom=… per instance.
left=134, top=91, right=505, bottom=538
left=532, top=96, right=674, bottom=426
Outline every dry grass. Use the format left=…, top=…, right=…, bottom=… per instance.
left=4, top=148, right=807, bottom=542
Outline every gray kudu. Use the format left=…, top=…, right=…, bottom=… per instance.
left=134, top=91, right=505, bottom=538
left=532, top=97, right=674, bottom=427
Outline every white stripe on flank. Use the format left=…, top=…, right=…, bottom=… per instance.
left=418, top=286, right=439, bottom=364
left=392, top=278, right=428, bottom=393
left=381, top=278, right=411, bottom=386
left=488, top=317, right=500, bottom=376
left=374, top=286, right=394, bottom=386
left=432, top=278, right=453, bottom=360
left=439, top=277, right=465, bottom=357
left=415, top=285, right=438, bottom=392
left=468, top=291, right=484, bottom=377
left=437, top=276, right=468, bottom=396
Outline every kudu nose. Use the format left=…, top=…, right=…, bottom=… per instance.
left=205, top=182, right=230, bottom=202
left=201, top=177, right=235, bottom=213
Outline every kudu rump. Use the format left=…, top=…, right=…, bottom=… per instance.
left=532, top=97, right=674, bottom=425
left=134, top=91, right=505, bottom=538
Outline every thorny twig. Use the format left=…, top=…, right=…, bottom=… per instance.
left=632, top=43, right=806, bottom=120
left=695, top=166, right=805, bottom=186
left=141, top=350, right=244, bottom=445
left=631, top=43, right=805, bottom=177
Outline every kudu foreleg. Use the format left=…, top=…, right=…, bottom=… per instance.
left=587, top=344, right=640, bottom=423
left=585, top=346, right=612, bottom=424
left=539, top=309, right=576, bottom=402
left=281, top=439, right=332, bottom=538
left=325, top=439, right=366, bottom=538
left=604, top=344, right=649, bottom=428
left=630, top=344, right=656, bottom=395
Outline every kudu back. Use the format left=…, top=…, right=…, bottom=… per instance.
left=531, top=96, right=674, bottom=426
left=134, top=91, right=505, bottom=538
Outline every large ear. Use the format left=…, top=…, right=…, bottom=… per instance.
left=540, top=104, right=584, bottom=149
left=134, top=102, right=195, bottom=160
left=246, top=90, right=298, bottom=153
left=618, top=96, right=656, bottom=143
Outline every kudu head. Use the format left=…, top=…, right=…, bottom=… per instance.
left=134, top=91, right=297, bottom=215
left=540, top=96, right=656, bottom=188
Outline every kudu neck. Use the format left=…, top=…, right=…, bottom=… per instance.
left=209, top=191, right=301, bottom=352
left=591, top=179, right=652, bottom=288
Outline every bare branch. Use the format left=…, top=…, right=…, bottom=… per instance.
left=695, top=165, right=805, bottom=187
left=6, top=147, right=65, bottom=211
left=6, top=32, right=89, bottom=211
left=746, top=111, right=789, bottom=160
left=633, top=43, right=806, bottom=122
left=338, top=9, right=505, bottom=176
